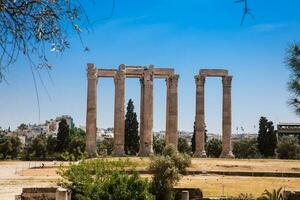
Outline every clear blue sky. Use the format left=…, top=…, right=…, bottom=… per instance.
left=1, top=0, right=300, bottom=134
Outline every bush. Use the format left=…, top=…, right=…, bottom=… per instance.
left=59, top=158, right=153, bottom=200
left=206, top=138, right=222, bottom=158
left=233, top=138, right=259, bottom=159
left=153, top=135, right=165, bottom=155
left=178, top=137, right=192, bottom=155
left=149, top=144, right=191, bottom=200
left=97, top=138, right=113, bottom=155
left=277, top=136, right=300, bottom=159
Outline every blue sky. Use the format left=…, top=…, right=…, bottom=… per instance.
left=1, top=0, right=300, bottom=134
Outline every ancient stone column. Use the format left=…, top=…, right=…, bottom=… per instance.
left=194, top=75, right=207, bottom=157
left=139, top=78, right=144, bottom=154
left=85, top=63, right=98, bottom=157
left=113, top=65, right=125, bottom=156
left=220, top=76, right=234, bottom=158
left=166, top=74, right=179, bottom=148
left=139, top=67, right=154, bottom=156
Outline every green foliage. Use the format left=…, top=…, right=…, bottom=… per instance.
left=286, top=43, right=300, bottom=114
left=67, top=128, right=86, bottom=158
left=149, top=144, right=191, bottom=200
left=277, top=136, right=300, bottom=159
left=153, top=135, right=165, bottom=155
left=28, top=134, right=47, bottom=159
left=178, top=136, right=192, bottom=154
left=46, top=135, right=57, bottom=155
left=233, top=138, right=258, bottom=159
left=257, top=117, right=277, bottom=157
left=125, top=99, right=140, bottom=155
left=59, top=159, right=153, bottom=200
left=18, top=123, right=28, bottom=131
left=56, top=119, right=70, bottom=152
left=0, top=134, right=21, bottom=159
left=257, top=188, right=283, bottom=200
left=0, top=0, right=89, bottom=80
left=97, top=138, right=114, bottom=155
left=191, top=121, right=207, bottom=154
left=206, top=138, right=222, bottom=158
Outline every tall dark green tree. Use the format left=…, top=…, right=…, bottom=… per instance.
left=56, top=118, right=70, bottom=152
left=286, top=43, right=300, bottom=114
left=257, top=117, right=277, bottom=157
left=124, top=99, right=139, bottom=155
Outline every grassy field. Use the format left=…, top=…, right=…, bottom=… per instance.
left=1, top=158, right=300, bottom=199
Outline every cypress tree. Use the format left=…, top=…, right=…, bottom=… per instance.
left=56, top=118, right=70, bottom=152
left=125, top=99, right=139, bottom=155
left=257, top=117, right=277, bottom=157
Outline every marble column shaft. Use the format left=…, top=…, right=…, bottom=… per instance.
left=139, top=68, right=154, bottom=156
left=220, top=76, right=234, bottom=158
left=113, top=66, right=125, bottom=156
left=166, top=74, right=179, bottom=147
left=85, top=63, right=97, bottom=157
left=194, top=75, right=207, bottom=157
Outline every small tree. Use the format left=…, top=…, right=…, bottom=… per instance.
left=257, top=117, right=277, bottom=157
left=149, top=144, right=191, bottom=200
left=233, top=138, right=258, bottom=159
left=124, top=99, right=139, bottom=155
left=97, top=138, right=114, bottom=155
left=153, top=135, right=165, bottom=155
left=56, top=118, right=70, bottom=152
left=29, top=134, right=47, bottom=159
left=0, top=135, right=12, bottom=159
left=178, top=136, right=192, bottom=154
left=206, top=138, right=222, bottom=158
left=10, top=136, right=22, bottom=159
left=277, top=136, right=300, bottom=159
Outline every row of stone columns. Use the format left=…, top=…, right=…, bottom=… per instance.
left=194, top=75, right=234, bottom=158
left=85, top=64, right=179, bottom=157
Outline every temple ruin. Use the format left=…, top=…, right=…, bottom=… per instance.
left=194, top=69, right=234, bottom=158
left=85, top=64, right=179, bottom=157
left=85, top=64, right=233, bottom=158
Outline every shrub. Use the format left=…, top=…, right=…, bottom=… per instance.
left=277, top=136, right=300, bottom=159
left=59, top=158, right=153, bottom=200
left=97, top=138, right=113, bottom=155
left=206, top=138, right=222, bottom=158
left=153, top=135, right=165, bottom=155
left=178, top=137, right=192, bottom=155
left=149, top=144, right=191, bottom=200
left=233, top=138, right=259, bottom=159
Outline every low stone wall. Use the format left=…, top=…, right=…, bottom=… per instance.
left=15, top=187, right=71, bottom=200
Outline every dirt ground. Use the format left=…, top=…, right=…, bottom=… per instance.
left=0, top=158, right=299, bottom=199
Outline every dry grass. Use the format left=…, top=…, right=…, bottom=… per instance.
left=177, top=175, right=300, bottom=198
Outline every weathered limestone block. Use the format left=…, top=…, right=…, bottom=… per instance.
left=220, top=76, right=234, bottom=158
left=194, top=75, right=207, bottom=157
left=166, top=74, right=179, bottom=148
left=139, top=67, right=154, bottom=156
left=113, top=65, right=126, bottom=156
left=85, top=63, right=98, bottom=157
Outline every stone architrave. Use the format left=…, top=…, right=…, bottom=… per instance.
left=194, top=75, right=207, bottom=157
left=220, top=76, right=234, bottom=158
left=166, top=74, right=179, bottom=147
left=85, top=63, right=98, bottom=157
left=113, top=65, right=126, bottom=156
